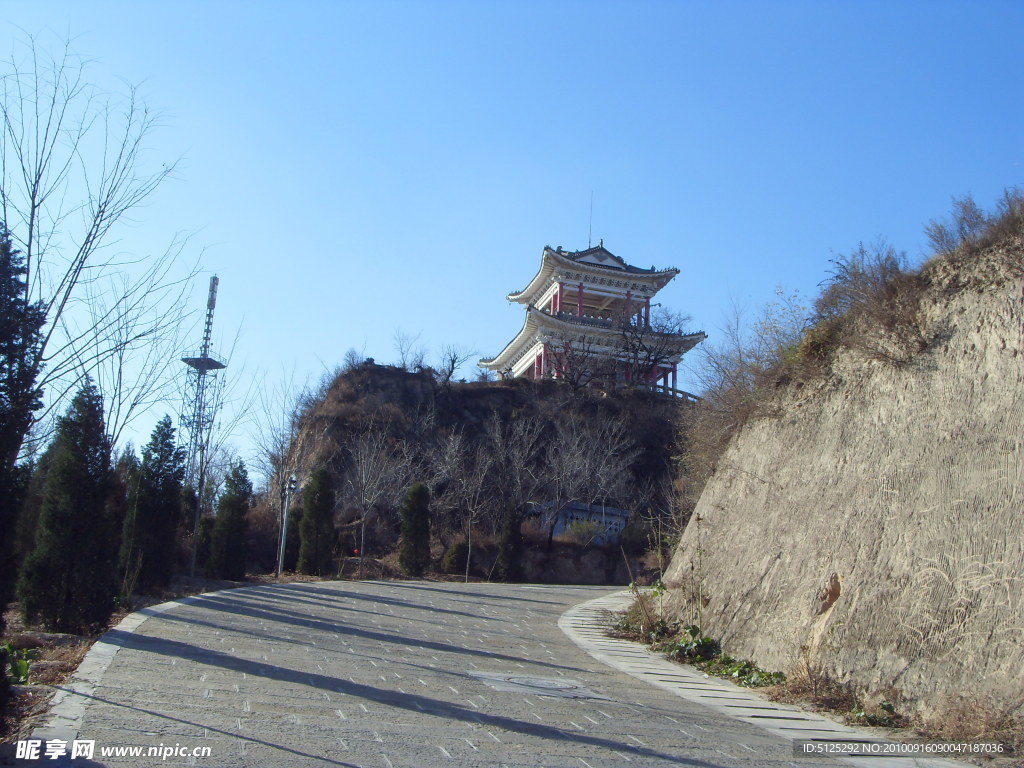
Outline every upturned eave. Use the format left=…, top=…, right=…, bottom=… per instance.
left=506, top=247, right=680, bottom=305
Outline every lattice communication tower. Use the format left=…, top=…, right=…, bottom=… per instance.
left=180, top=275, right=226, bottom=505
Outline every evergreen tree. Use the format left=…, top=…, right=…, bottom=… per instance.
left=0, top=227, right=45, bottom=473
left=398, top=483, right=431, bottom=577
left=0, top=227, right=46, bottom=636
left=1, top=461, right=31, bottom=708
left=495, top=507, right=523, bottom=582
left=297, top=468, right=335, bottom=576
left=207, top=460, right=251, bottom=581
left=283, top=496, right=302, bottom=572
left=13, top=453, right=51, bottom=567
left=18, top=382, right=119, bottom=632
left=0, top=462, right=32, bottom=605
left=120, top=416, right=185, bottom=592
left=193, top=512, right=214, bottom=574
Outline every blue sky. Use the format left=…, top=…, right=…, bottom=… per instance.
left=3, top=0, right=1022, bottom=464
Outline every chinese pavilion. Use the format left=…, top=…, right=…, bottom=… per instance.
left=480, top=243, right=706, bottom=395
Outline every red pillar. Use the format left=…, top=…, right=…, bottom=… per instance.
left=577, top=283, right=584, bottom=316
left=644, top=296, right=651, bottom=327
left=541, top=343, right=549, bottom=377
left=557, top=282, right=564, bottom=314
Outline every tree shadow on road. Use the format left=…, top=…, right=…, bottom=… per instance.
left=95, top=629, right=721, bottom=767
left=171, top=591, right=583, bottom=674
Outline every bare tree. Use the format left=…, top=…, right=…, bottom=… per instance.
left=534, top=307, right=695, bottom=394
left=341, top=346, right=365, bottom=373
left=346, top=420, right=400, bottom=577
left=486, top=410, right=546, bottom=580
left=393, top=329, right=426, bottom=371
left=543, top=412, right=638, bottom=544
left=0, top=36, right=186, bottom=461
left=616, top=307, right=693, bottom=390
left=434, top=343, right=476, bottom=387
left=458, top=443, right=492, bottom=581
left=248, top=366, right=312, bottom=491
left=74, top=243, right=197, bottom=449
left=543, top=414, right=593, bottom=538
left=587, top=415, right=638, bottom=509
left=551, top=332, right=616, bottom=391
left=486, top=412, right=546, bottom=524
left=683, top=291, right=808, bottom=490
left=422, top=429, right=464, bottom=545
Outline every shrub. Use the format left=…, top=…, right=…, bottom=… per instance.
left=926, top=187, right=1024, bottom=263
left=619, top=516, right=650, bottom=557
left=398, top=483, right=431, bottom=577
left=206, top=460, right=251, bottom=581
left=662, top=624, right=721, bottom=662
left=495, top=507, right=523, bottom=582
left=925, top=194, right=989, bottom=258
left=816, top=242, right=930, bottom=365
left=298, top=468, right=335, bottom=576
left=609, top=592, right=659, bottom=639
left=558, top=519, right=603, bottom=547
left=441, top=540, right=469, bottom=575
left=0, top=645, right=8, bottom=711
left=777, top=647, right=859, bottom=711
left=796, top=316, right=843, bottom=365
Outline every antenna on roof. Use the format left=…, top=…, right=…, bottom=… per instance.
left=588, top=191, right=594, bottom=248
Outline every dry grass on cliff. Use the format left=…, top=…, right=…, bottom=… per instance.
left=681, top=187, right=1024, bottom=490
left=920, top=696, right=1024, bottom=759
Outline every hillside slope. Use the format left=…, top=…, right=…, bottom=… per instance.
left=277, top=365, right=684, bottom=582
left=664, top=241, right=1024, bottom=714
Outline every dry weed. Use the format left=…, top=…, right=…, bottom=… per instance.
left=770, top=650, right=859, bottom=712
left=25, top=641, right=90, bottom=686
left=921, top=695, right=1024, bottom=757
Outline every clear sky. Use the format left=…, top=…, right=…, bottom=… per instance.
left=3, top=0, right=1022, bottom=467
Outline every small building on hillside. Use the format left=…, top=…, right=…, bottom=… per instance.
left=528, top=500, right=632, bottom=546
left=480, top=243, right=705, bottom=395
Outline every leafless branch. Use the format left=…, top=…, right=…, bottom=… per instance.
left=0, top=34, right=186, bottom=458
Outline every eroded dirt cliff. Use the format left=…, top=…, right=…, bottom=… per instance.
left=665, top=242, right=1024, bottom=713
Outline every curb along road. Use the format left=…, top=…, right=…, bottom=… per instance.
left=559, top=590, right=972, bottom=768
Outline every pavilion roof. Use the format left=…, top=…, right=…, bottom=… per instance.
left=507, top=245, right=679, bottom=304
left=479, top=306, right=706, bottom=371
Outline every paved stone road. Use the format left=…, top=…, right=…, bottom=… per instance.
left=54, top=581, right=842, bottom=767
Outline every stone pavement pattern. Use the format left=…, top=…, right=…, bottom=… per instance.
left=59, top=582, right=844, bottom=767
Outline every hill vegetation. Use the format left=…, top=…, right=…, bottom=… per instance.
left=681, top=188, right=1024, bottom=504
left=264, top=363, right=688, bottom=580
